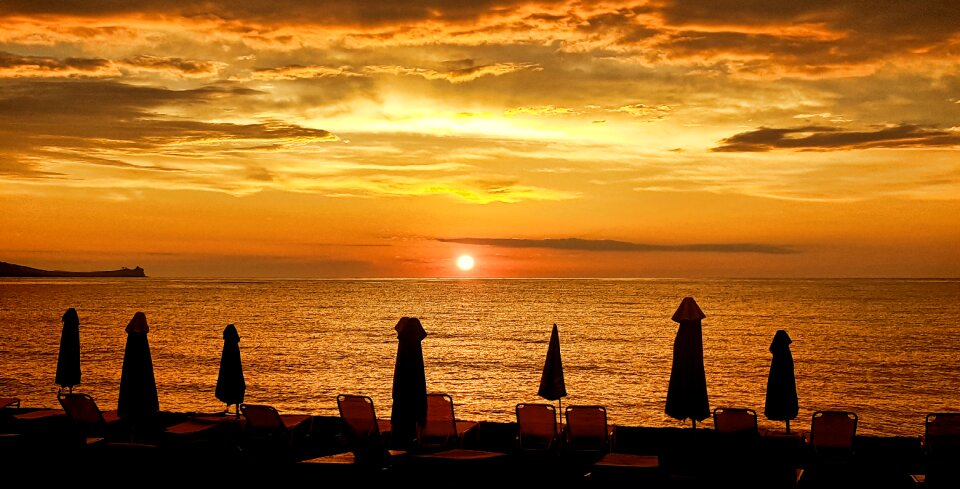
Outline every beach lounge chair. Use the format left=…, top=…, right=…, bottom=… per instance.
left=516, top=403, right=561, bottom=452
left=565, top=405, right=611, bottom=452
left=58, top=392, right=123, bottom=443
left=418, top=393, right=479, bottom=449
left=713, top=407, right=759, bottom=436
left=565, top=406, right=660, bottom=483
left=711, top=407, right=781, bottom=487
left=810, top=410, right=858, bottom=458
left=239, top=403, right=311, bottom=448
left=335, top=394, right=404, bottom=465
left=300, top=394, right=405, bottom=473
left=803, top=410, right=858, bottom=487
left=913, top=412, right=960, bottom=487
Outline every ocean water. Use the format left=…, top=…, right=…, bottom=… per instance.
left=1, top=278, right=957, bottom=437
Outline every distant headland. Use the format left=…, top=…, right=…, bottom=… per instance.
left=0, top=261, right=146, bottom=278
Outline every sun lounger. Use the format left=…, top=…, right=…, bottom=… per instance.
left=516, top=403, right=561, bottom=452
left=239, top=403, right=311, bottom=448
left=713, top=407, right=759, bottom=435
left=560, top=405, right=661, bottom=482
left=912, top=412, right=960, bottom=487
left=802, top=410, right=858, bottom=487
left=419, top=393, right=479, bottom=449
left=333, top=394, right=405, bottom=466
left=565, top=405, right=611, bottom=452
left=712, top=407, right=794, bottom=487
left=58, top=392, right=123, bottom=443
left=810, top=410, right=858, bottom=458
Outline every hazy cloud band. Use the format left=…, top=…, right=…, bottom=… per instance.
left=437, top=237, right=797, bottom=254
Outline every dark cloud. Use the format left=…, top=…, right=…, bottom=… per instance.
left=0, top=79, right=333, bottom=180
left=32, top=150, right=187, bottom=173
left=647, top=1, right=960, bottom=76
left=0, top=52, right=219, bottom=78
left=659, top=1, right=960, bottom=39
left=0, top=1, right=563, bottom=25
left=0, top=51, right=114, bottom=77
left=0, top=80, right=326, bottom=144
left=713, top=124, right=960, bottom=152
left=4, top=2, right=958, bottom=82
left=121, top=55, right=219, bottom=75
left=437, top=237, right=796, bottom=254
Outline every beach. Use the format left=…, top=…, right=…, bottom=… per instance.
left=0, top=406, right=928, bottom=487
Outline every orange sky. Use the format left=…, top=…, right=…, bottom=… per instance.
left=1, top=1, right=959, bottom=277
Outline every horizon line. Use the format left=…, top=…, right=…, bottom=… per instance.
left=4, top=276, right=958, bottom=281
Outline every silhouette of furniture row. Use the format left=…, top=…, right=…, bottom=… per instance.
left=7, top=391, right=959, bottom=486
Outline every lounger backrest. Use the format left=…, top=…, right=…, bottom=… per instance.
left=421, top=393, right=457, bottom=441
left=337, top=394, right=386, bottom=462
left=714, top=407, right=758, bottom=434
left=517, top=403, right=557, bottom=450
left=337, top=394, right=381, bottom=441
left=240, top=404, right=285, bottom=432
left=811, top=411, right=857, bottom=450
left=59, top=393, right=105, bottom=427
left=565, top=405, right=608, bottom=452
left=926, top=413, right=960, bottom=455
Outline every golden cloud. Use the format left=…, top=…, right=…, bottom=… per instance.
left=363, top=62, right=542, bottom=83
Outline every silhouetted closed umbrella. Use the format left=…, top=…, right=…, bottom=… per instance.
left=118, top=312, right=159, bottom=421
left=215, top=324, right=245, bottom=415
left=765, top=329, right=799, bottom=433
left=391, top=316, right=427, bottom=448
left=665, top=297, right=710, bottom=428
left=538, top=323, right=567, bottom=424
left=55, top=308, right=81, bottom=393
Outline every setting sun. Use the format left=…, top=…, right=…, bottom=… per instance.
left=456, top=255, right=475, bottom=271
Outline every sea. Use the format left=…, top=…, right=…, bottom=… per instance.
left=1, top=278, right=958, bottom=437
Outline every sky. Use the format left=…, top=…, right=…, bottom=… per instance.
left=1, top=1, right=959, bottom=278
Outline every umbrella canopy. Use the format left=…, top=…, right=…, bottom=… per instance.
left=764, top=329, right=799, bottom=432
left=55, top=308, right=81, bottom=391
left=538, top=323, right=567, bottom=401
left=117, top=312, right=159, bottom=420
left=215, top=324, right=245, bottom=410
left=665, top=297, right=710, bottom=426
left=391, top=316, right=427, bottom=447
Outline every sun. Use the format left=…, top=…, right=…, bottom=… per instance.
left=456, top=254, right=475, bottom=271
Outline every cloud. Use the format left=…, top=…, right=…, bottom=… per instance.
left=505, top=105, right=579, bottom=116
left=290, top=175, right=578, bottom=203
left=250, top=61, right=540, bottom=83
left=0, top=79, right=581, bottom=202
left=0, top=51, right=221, bottom=78
left=503, top=102, right=673, bottom=120
left=0, top=1, right=543, bottom=25
left=437, top=237, right=796, bottom=254
left=0, top=51, right=118, bottom=78
left=3, top=1, right=959, bottom=83
left=713, top=124, right=960, bottom=152
left=613, top=103, right=672, bottom=119
left=0, top=79, right=334, bottom=190
left=252, top=64, right=364, bottom=80
left=120, top=55, right=221, bottom=76
left=364, top=62, right=542, bottom=83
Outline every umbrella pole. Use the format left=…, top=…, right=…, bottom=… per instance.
left=692, top=418, right=696, bottom=429
left=785, top=419, right=791, bottom=434
left=557, top=398, right=563, bottom=447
